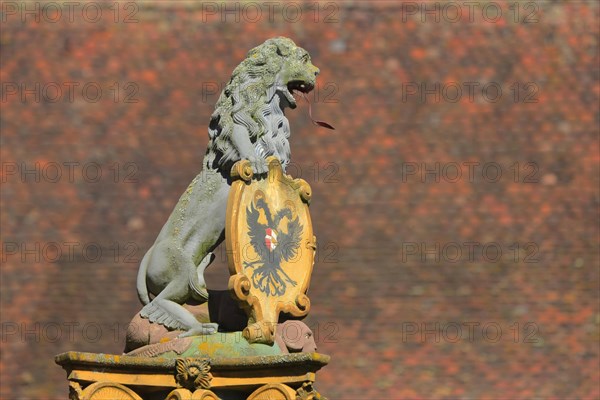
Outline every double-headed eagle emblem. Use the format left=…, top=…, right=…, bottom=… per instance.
left=244, top=197, right=303, bottom=296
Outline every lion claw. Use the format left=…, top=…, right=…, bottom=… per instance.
left=249, top=157, right=268, bottom=176
left=178, top=323, right=219, bottom=337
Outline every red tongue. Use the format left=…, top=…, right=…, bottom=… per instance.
left=300, top=92, right=335, bottom=130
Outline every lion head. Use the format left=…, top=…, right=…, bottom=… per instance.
left=205, top=37, right=320, bottom=172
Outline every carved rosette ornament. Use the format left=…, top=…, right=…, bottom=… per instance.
left=175, top=358, right=212, bottom=391
left=227, top=157, right=317, bottom=344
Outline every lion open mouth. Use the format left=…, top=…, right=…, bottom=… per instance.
left=281, top=80, right=334, bottom=130
left=281, top=80, right=315, bottom=109
left=287, top=80, right=314, bottom=94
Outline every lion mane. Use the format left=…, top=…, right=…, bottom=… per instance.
left=204, top=37, right=319, bottom=172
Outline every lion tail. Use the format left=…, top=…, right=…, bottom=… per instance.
left=136, top=245, right=153, bottom=305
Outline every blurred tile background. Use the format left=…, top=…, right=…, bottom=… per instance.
left=1, top=1, right=598, bottom=398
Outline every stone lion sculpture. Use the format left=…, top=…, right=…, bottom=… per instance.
left=136, top=37, right=320, bottom=336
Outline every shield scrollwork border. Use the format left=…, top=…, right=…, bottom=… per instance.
left=226, top=156, right=317, bottom=344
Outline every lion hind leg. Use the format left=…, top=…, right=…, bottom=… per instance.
left=140, top=284, right=218, bottom=334
left=189, top=252, right=215, bottom=302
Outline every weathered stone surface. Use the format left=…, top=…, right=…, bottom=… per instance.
left=125, top=320, right=317, bottom=359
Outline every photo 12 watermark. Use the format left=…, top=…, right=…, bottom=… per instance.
left=0, top=320, right=340, bottom=345
left=400, top=82, right=539, bottom=104
left=195, top=240, right=340, bottom=265
left=399, top=162, right=540, bottom=184
left=1, top=82, right=140, bottom=104
left=398, top=2, right=540, bottom=24
left=1, top=1, right=139, bottom=24
left=198, top=2, right=339, bottom=24
left=1, top=241, right=141, bottom=264
left=399, top=242, right=541, bottom=264
left=1, top=161, right=139, bottom=184
left=401, top=321, right=542, bottom=344
left=191, top=162, right=340, bottom=187
left=201, top=81, right=339, bottom=104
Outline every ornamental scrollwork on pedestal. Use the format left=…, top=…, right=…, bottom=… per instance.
left=68, top=381, right=83, bottom=400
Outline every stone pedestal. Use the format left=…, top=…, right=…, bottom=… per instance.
left=55, top=351, right=328, bottom=400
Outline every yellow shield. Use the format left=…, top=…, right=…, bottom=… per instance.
left=226, top=157, right=316, bottom=344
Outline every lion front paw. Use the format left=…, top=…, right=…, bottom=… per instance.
left=249, top=156, right=268, bottom=176
left=178, top=323, right=218, bottom=337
